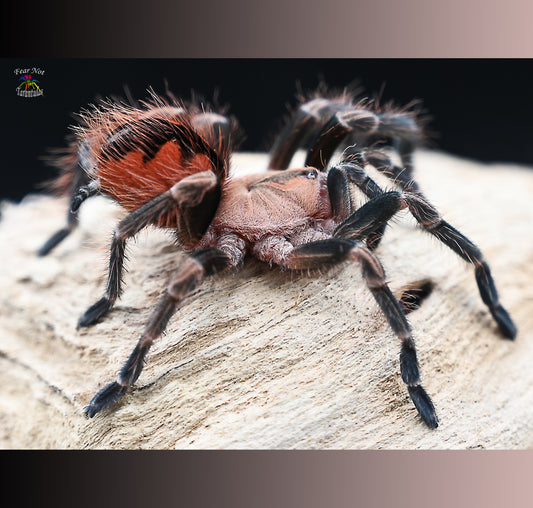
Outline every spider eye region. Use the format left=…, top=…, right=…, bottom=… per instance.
left=304, top=169, right=317, bottom=179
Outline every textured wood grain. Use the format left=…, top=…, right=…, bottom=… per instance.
left=1, top=150, right=532, bottom=449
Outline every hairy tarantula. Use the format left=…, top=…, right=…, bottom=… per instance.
left=38, top=89, right=517, bottom=429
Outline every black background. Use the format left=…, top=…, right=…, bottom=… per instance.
left=3, top=58, right=533, bottom=202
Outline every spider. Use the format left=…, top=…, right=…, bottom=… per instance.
left=38, top=88, right=517, bottom=429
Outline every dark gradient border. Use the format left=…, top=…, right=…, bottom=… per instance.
left=4, top=0, right=533, bottom=57
left=3, top=1, right=533, bottom=508
left=17, top=450, right=533, bottom=507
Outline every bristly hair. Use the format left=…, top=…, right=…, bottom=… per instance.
left=143, top=86, right=245, bottom=150
left=41, top=88, right=242, bottom=202
left=287, top=82, right=432, bottom=151
left=367, top=88, right=433, bottom=149
left=296, top=79, right=365, bottom=106
left=263, top=82, right=367, bottom=153
left=38, top=136, right=81, bottom=195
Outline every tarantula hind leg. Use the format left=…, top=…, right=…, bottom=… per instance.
left=84, top=247, right=232, bottom=417
left=37, top=174, right=99, bottom=257
left=37, top=210, right=79, bottom=257
left=70, top=181, right=100, bottom=213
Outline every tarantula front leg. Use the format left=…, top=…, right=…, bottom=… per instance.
left=77, top=191, right=178, bottom=328
left=328, top=156, right=393, bottom=250
left=78, top=171, right=220, bottom=328
left=268, top=96, right=376, bottom=170
left=334, top=189, right=517, bottom=339
left=84, top=247, right=234, bottom=417
left=362, top=149, right=422, bottom=194
left=268, top=101, right=321, bottom=170
left=254, top=236, right=438, bottom=428
left=305, top=108, right=419, bottom=173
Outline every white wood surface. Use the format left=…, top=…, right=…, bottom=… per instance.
left=1, top=150, right=532, bottom=449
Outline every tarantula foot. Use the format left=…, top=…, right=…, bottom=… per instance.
left=37, top=228, right=71, bottom=256
left=84, top=381, right=128, bottom=418
left=408, top=385, right=439, bottom=429
left=78, top=297, right=112, bottom=328
left=491, top=305, right=517, bottom=340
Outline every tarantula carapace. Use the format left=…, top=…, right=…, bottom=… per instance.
left=38, top=89, right=516, bottom=429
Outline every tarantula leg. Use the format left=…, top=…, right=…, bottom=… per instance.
left=363, top=150, right=422, bottom=194
left=79, top=166, right=224, bottom=329
left=265, top=237, right=438, bottom=428
left=305, top=110, right=379, bottom=170
left=77, top=191, right=178, bottom=328
left=269, top=109, right=318, bottom=169
left=372, top=111, right=420, bottom=174
left=304, top=107, right=420, bottom=173
left=37, top=210, right=79, bottom=257
left=356, top=246, right=437, bottom=428
left=403, top=193, right=517, bottom=339
left=37, top=162, right=92, bottom=257
left=70, top=181, right=100, bottom=212
left=268, top=98, right=344, bottom=170
left=172, top=171, right=221, bottom=244
left=334, top=189, right=517, bottom=340
left=334, top=192, right=406, bottom=240
left=269, top=96, right=379, bottom=170
left=328, top=158, right=389, bottom=250
left=84, top=247, right=232, bottom=417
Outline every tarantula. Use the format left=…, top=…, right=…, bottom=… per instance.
left=38, top=89, right=516, bottom=429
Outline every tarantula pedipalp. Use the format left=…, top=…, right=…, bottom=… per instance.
left=38, top=89, right=517, bottom=429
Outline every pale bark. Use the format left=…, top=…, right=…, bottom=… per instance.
left=1, top=150, right=532, bottom=449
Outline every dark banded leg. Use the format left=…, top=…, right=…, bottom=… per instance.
left=305, top=110, right=379, bottom=171
left=268, top=107, right=321, bottom=170
left=37, top=208, right=80, bottom=257
left=78, top=191, right=178, bottom=328
left=70, top=181, right=100, bottom=213
left=304, top=108, right=420, bottom=173
left=84, top=248, right=232, bottom=417
left=37, top=167, right=96, bottom=257
left=334, top=192, right=406, bottom=240
left=334, top=191, right=517, bottom=340
left=374, top=111, right=420, bottom=175
left=79, top=167, right=224, bottom=328
left=328, top=156, right=388, bottom=250
left=268, top=97, right=358, bottom=170
left=363, top=150, right=422, bottom=194
left=404, top=193, right=516, bottom=339
left=274, top=238, right=438, bottom=428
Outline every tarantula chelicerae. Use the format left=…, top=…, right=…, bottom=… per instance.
left=38, top=89, right=516, bottom=429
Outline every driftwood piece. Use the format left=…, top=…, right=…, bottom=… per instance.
left=1, top=150, right=532, bottom=449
